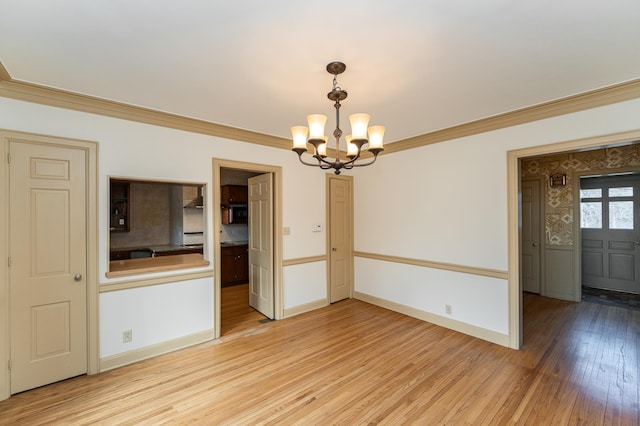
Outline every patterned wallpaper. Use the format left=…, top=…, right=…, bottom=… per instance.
left=521, top=143, right=640, bottom=246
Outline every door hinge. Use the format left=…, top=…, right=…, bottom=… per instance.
left=7, top=360, right=11, bottom=371
left=6, top=153, right=10, bottom=164
left=7, top=257, right=11, bottom=267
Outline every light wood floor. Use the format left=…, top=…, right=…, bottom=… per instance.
left=1, top=288, right=638, bottom=424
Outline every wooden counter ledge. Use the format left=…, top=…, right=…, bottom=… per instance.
left=106, top=253, right=210, bottom=278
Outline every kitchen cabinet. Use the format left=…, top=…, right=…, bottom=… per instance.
left=110, top=180, right=130, bottom=232
left=221, top=244, right=248, bottom=286
left=221, top=185, right=248, bottom=206
left=221, top=185, right=248, bottom=225
left=153, top=246, right=203, bottom=257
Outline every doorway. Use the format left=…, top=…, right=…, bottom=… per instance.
left=213, top=159, right=282, bottom=339
left=510, top=132, right=640, bottom=348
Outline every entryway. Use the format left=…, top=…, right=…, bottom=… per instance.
left=514, top=135, right=640, bottom=348
left=213, top=160, right=282, bottom=339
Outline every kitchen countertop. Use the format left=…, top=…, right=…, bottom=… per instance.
left=149, top=244, right=203, bottom=253
left=107, top=253, right=209, bottom=278
left=220, top=240, right=248, bottom=247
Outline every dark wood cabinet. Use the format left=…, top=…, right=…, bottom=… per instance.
left=221, top=244, right=248, bottom=286
left=110, top=180, right=130, bottom=232
left=221, top=185, right=248, bottom=225
left=221, top=185, right=248, bottom=205
left=154, top=247, right=203, bottom=257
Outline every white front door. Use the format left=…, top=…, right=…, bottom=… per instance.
left=328, top=175, right=353, bottom=303
left=9, top=141, right=88, bottom=394
left=521, top=178, right=542, bottom=293
left=248, top=173, right=274, bottom=318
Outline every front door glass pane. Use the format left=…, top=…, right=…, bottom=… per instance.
left=581, top=202, right=602, bottom=229
left=609, top=201, right=633, bottom=229
left=580, top=188, right=602, bottom=198
left=609, top=187, right=633, bottom=197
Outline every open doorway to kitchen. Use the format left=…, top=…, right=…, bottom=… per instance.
left=213, top=159, right=283, bottom=339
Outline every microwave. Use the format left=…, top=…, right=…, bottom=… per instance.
left=226, top=204, right=248, bottom=224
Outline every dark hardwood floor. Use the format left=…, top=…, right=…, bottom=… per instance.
left=0, top=287, right=638, bottom=424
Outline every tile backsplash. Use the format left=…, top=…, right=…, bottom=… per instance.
left=221, top=224, right=248, bottom=242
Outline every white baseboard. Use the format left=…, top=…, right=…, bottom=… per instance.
left=99, top=329, right=214, bottom=372
left=354, top=291, right=510, bottom=347
left=283, top=298, right=327, bottom=318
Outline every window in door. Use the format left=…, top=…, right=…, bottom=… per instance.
left=580, top=174, right=640, bottom=294
left=580, top=185, right=634, bottom=230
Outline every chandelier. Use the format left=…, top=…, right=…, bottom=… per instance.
left=291, top=61, right=385, bottom=174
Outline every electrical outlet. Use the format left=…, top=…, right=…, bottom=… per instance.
left=123, top=329, right=133, bottom=343
left=445, top=305, right=452, bottom=315
left=283, top=227, right=291, bottom=236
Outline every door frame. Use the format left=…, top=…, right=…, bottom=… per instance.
left=508, top=129, right=640, bottom=349
left=0, top=129, right=99, bottom=401
left=325, top=173, right=354, bottom=303
left=212, top=158, right=282, bottom=339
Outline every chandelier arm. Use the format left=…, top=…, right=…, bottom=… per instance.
left=345, top=152, right=381, bottom=168
left=295, top=152, right=327, bottom=168
left=291, top=62, right=384, bottom=174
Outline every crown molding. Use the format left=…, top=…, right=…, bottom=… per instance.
left=0, top=62, right=10, bottom=82
left=1, top=60, right=639, bottom=155
left=383, top=78, right=640, bottom=155
left=0, top=74, right=290, bottom=150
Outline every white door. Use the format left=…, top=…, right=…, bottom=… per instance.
left=9, top=141, right=87, bottom=394
left=328, top=176, right=353, bottom=303
left=521, top=179, right=542, bottom=293
left=248, top=173, right=274, bottom=318
left=581, top=175, right=640, bottom=294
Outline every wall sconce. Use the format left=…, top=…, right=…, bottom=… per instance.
left=549, top=173, right=567, bottom=188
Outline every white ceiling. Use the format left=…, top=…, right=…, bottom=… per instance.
left=1, top=0, right=640, bottom=144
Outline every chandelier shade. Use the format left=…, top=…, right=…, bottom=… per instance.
left=291, top=62, right=385, bottom=174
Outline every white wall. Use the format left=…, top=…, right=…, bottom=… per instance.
left=2, top=94, right=640, bottom=362
left=100, top=278, right=213, bottom=357
left=354, top=98, right=640, bottom=340
left=0, top=97, right=329, bottom=361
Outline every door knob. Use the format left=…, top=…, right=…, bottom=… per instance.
left=74, top=274, right=82, bottom=281
left=332, top=248, right=337, bottom=252
left=532, top=242, right=537, bottom=247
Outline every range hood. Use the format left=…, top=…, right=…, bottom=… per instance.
left=183, top=186, right=204, bottom=208
left=183, top=195, right=204, bottom=209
